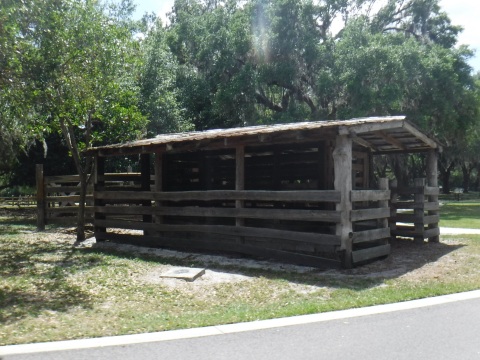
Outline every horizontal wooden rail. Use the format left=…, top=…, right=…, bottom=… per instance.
left=46, top=186, right=94, bottom=193
left=46, top=195, right=94, bottom=202
left=393, top=186, right=439, bottom=196
left=352, top=244, right=391, bottom=264
left=95, top=190, right=341, bottom=203
left=94, top=205, right=341, bottom=222
left=352, top=228, right=390, bottom=244
left=350, top=208, right=390, bottom=222
left=95, top=220, right=341, bottom=247
left=351, top=190, right=390, bottom=202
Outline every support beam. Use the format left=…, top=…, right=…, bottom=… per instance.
left=375, top=131, right=406, bottom=151
left=414, top=178, right=426, bottom=244
left=427, top=150, right=440, bottom=242
left=36, top=164, right=45, bottom=231
left=402, top=122, right=438, bottom=149
left=236, top=145, right=245, bottom=227
left=94, top=155, right=106, bottom=235
left=140, top=154, right=152, bottom=233
left=154, top=150, right=164, bottom=226
left=333, top=135, right=353, bottom=268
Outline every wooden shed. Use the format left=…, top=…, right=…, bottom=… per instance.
left=85, top=116, right=441, bottom=268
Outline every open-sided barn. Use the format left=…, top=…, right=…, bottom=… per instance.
left=85, top=116, right=441, bottom=268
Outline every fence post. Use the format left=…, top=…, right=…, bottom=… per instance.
left=414, top=178, right=426, bottom=244
left=389, top=179, right=398, bottom=241
left=427, top=150, right=440, bottom=243
left=333, top=135, right=353, bottom=268
left=94, top=155, right=106, bottom=236
left=36, top=164, right=45, bottom=231
left=378, top=178, right=389, bottom=244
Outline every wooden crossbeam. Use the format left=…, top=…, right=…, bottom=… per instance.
left=374, top=130, right=406, bottom=151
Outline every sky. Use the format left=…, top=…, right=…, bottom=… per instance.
left=133, top=0, right=480, bottom=73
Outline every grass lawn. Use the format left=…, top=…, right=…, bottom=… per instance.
left=1, top=207, right=480, bottom=346
left=439, top=201, right=480, bottom=228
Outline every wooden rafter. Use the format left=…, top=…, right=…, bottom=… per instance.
left=374, top=130, right=407, bottom=151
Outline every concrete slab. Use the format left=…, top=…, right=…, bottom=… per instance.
left=159, top=267, right=206, bottom=282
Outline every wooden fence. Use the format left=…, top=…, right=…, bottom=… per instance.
left=35, top=164, right=147, bottom=229
left=0, top=196, right=36, bottom=207
left=35, top=163, right=392, bottom=267
left=389, top=178, right=440, bottom=243
left=93, top=182, right=391, bottom=268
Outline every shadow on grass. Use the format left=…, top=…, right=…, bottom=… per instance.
left=86, top=235, right=465, bottom=292
left=0, top=223, right=103, bottom=325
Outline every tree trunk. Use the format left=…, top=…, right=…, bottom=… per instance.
left=390, top=154, right=409, bottom=188
left=474, top=165, right=480, bottom=191
left=77, top=171, right=87, bottom=242
left=461, top=163, right=472, bottom=193
left=438, top=155, right=456, bottom=195
left=59, top=116, right=93, bottom=242
left=440, top=166, right=454, bottom=194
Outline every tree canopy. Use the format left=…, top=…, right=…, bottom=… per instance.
left=1, top=0, right=480, bottom=198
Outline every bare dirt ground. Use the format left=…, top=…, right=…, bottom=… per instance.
left=85, top=229, right=479, bottom=291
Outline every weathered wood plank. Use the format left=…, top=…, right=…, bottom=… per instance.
left=95, top=220, right=341, bottom=246
left=95, top=190, right=341, bottom=203
left=236, top=145, right=245, bottom=227
left=45, top=175, right=82, bottom=182
left=46, top=186, right=89, bottom=193
left=333, top=134, right=353, bottom=269
left=352, top=228, right=391, bottom=244
left=94, top=205, right=341, bottom=222
left=94, top=232, right=342, bottom=268
left=352, top=244, right=391, bottom=264
left=36, top=164, right=45, bottom=231
left=350, top=208, right=390, bottom=222
left=46, top=195, right=94, bottom=202
left=351, top=190, right=390, bottom=202
left=426, top=150, right=440, bottom=243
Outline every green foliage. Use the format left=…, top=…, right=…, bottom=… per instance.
left=161, top=0, right=478, bottom=136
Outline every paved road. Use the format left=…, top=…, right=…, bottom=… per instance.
left=2, top=291, right=480, bottom=360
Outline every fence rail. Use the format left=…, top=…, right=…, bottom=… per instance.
left=35, top=164, right=146, bottom=229
left=389, top=178, right=440, bottom=243
left=0, top=196, right=36, bottom=207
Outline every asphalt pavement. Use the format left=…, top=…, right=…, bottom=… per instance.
left=2, top=290, right=480, bottom=360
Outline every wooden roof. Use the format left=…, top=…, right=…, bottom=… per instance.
left=86, top=116, right=441, bottom=156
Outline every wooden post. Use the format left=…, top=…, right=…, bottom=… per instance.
left=236, top=145, right=245, bottom=227
left=36, top=164, right=45, bottom=231
left=154, top=150, right=164, bottom=227
left=94, top=155, right=106, bottom=236
left=389, top=179, right=398, bottom=241
left=333, top=135, right=353, bottom=268
left=427, top=150, right=440, bottom=243
left=379, top=178, right=389, bottom=245
left=140, top=154, right=152, bottom=234
left=414, top=178, right=426, bottom=244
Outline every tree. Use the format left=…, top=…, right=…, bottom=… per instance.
left=2, top=0, right=147, bottom=240
left=138, top=16, right=194, bottom=135
left=0, top=0, right=44, bottom=178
